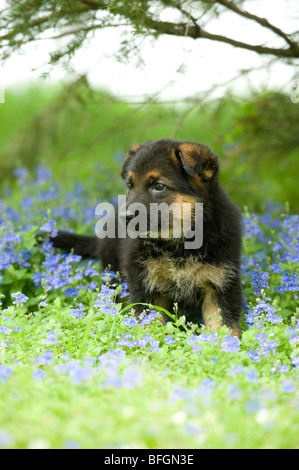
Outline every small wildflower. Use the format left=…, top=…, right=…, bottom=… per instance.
left=40, top=219, right=58, bottom=238
left=0, top=365, right=13, bottom=382
left=282, top=379, right=296, bottom=394
left=33, top=369, right=47, bottom=380
left=165, top=336, right=175, bottom=345
left=121, top=317, right=138, bottom=328
left=37, top=350, right=53, bottom=366
left=70, top=303, right=86, bottom=320
left=11, top=291, right=28, bottom=306
left=221, top=335, right=240, bottom=353
left=42, top=330, right=61, bottom=345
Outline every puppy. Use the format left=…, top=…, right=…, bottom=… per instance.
left=48, top=139, right=243, bottom=336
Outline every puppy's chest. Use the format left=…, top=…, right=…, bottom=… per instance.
left=142, top=256, right=228, bottom=295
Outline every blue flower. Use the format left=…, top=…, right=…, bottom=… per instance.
left=243, top=215, right=262, bottom=239
left=0, top=365, right=13, bottom=382
left=121, top=317, right=138, bottom=328
left=247, top=350, right=261, bottom=363
left=11, top=291, right=28, bottom=306
left=221, top=335, right=240, bottom=353
left=280, top=272, right=299, bottom=292
left=140, top=310, right=158, bottom=326
left=291, top=357, right=299, bottom=369
left=40, top=219, right=58, bottom=238
left=282, top=379, right=295, bottom=394
left=228, top=384, right=241, bottom=400
left=165, top=336, right=175, bottom=345
left=42, top=330, right=61, bottom=345
left=70, top=303, right=86, bottom=320
left=33, top=369, right=47, bottom=380
left=0, top=326, right=12, bottom=335
left=37, top=349, right=53, bottom=365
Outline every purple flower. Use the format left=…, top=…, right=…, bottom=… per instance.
left=0, top=365, right=13, bottom=382
left=14, top=167, right=29, bottom=186
left=37, top=349, right=53, bottom=365
left=140, top=310, right=158, bottom=326
left=42, top=330, right=61, bottom=345
left=255, top=333, right=278, bottom=356
left=247, top=350, right=261, bottom=363
left=165, top=336, right=175, bottom=345
left=119, top=281, right=129, bottom=298
left=35, top=164, right=52, bottom=184
left=243, top=215, right=262, bottom=239
left=282, top=379, right=295, bottom=394
left=250, top=270, right=270, bottom=296
left=0, top=326, right=12, bottom=335
left=291, top=357, right=299, bottom=369
left=11, top=291, right=28, bottom=306
left=121, top=317, right=138, bottom=328
left=221, top=335, right=240, bottom=353
left=70, top=303, right=86, bottom=320
left=33, top=369, right=47, bottom=380
left=228, top=384, right=241, bottom=400
left=101, top=270, right=116, bottom=282
left=280, top=272, right=299, bottom=292
left=40, top=219, right=58, bottom=238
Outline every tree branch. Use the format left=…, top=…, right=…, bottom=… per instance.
left=0, top=0, right=298, bottom=62
left=214, top=0, right=297, bottom=49
left=141, top=16, right=299, bottom=58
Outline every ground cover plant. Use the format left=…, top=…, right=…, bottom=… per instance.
left=0, top=162, right=298, bottom=449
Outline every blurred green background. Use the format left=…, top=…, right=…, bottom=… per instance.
left=1, top=77, right=298, bottom=213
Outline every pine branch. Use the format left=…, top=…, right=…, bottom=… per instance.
left=214, top=0, right=297, bottom=49
left=0, top=0, right=298, bottom=63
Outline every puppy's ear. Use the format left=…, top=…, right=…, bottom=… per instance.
left=176, top=142, right=219, bottom=180
left=121, top=144, right=142, bottom=179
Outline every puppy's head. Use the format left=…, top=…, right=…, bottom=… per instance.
left=120, top=139, right=219, bottom=239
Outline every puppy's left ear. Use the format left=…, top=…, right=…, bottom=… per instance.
left=176, top=142, right=219, bottom=180
left=121, top=144, right=143, bottom=179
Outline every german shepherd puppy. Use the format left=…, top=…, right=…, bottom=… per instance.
left=47, top=139, right=242, bottom=336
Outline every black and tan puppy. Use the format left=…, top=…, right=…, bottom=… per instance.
left=49, top=139, right=243, bottom=336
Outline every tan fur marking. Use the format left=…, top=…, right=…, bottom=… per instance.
left=144, top=257, right=229, bottom=295
left=129, top=144, right=141, bottom=154
left=128, top=170, right=136, bottom=184
left=230, top=325, right=240, bottom=338
left=173, top=193, right=196, bottom=206
left=153, top=294, right=170, bottom=324
left=122, top=144, right=141, bottom=169
left=178, top=143, right=200, bottom=168
left=144, top=170, right=161, bottom=180
left=202, top=169, right=214, bottom=179
left=202, top=288, right=222, bottom=331
left=169, top=148, right=180, bottom=167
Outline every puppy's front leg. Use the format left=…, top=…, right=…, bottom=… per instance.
left=202, top=286, right=240, bottom=338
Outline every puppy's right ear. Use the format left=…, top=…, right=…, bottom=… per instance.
left=121, top=144, right=142, bottom=179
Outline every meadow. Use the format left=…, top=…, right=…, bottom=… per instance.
left=0, top=84, right=298, bottom=449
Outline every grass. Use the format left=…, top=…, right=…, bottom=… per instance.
left=0, top=163, right=298, bottom=449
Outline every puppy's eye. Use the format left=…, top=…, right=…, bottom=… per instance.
left=153, top=182, right=165, bottom=191
left=127, top=182, right=133, bottom=190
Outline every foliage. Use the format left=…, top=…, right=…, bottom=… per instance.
left=0, top=163, right=298, bottom=449
left=1, top=84, right=298, bottom=212
left=1, top=0, right=298, bottom=71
